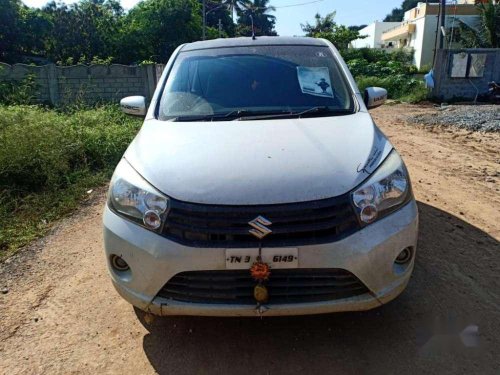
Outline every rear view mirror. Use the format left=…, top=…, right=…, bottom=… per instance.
left=120, top=96, right=146, bottom=116
left=364, top=87, right=388, bottom=109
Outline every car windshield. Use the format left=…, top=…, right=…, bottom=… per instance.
left=157, top=44, right=355, bottom=121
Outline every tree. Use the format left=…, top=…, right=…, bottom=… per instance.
left=348, top=25, right=368, bottom=32
left=18, top=7, right=50, bottom=58
left=457, top=0, right=500, bottom=48
left=203, top=0, right=236, bottom=38
left=222, top=0, right=249, bottom=21
left=0, top=0, right=21, bottom=62
left=0, top=0, right=49, bottom=62
left=40, top=0, right=124, bottom=64
left=301, top=12, right=366, bottom=50
left=121, top=0, right=201, bottom=63
left=1, top=0, right=213, bottom=65
left=237, top=0, right=276, bottom=36
left=301, top=12, right=336, bottom=35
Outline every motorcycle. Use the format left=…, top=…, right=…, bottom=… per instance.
left=478, top=81, right=500, bottom=103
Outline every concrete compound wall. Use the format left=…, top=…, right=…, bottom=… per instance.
left=0, top=63, right=165, bottom=106
left=432, top=48, right=500, bottom=101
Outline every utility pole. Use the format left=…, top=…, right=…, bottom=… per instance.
left=202, top=0, right=206, bottom=40
left=218, top=18, right=222, bottom=38
left=438, top=0, right=446, bottom=49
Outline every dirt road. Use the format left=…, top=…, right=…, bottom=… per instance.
left=1, top=104, right=499, bottom=374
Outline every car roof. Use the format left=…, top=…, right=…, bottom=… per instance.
left=180, top=36, right=328, bottom=52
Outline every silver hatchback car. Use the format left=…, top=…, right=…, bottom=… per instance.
left=103, top=37, right=418, bottom=317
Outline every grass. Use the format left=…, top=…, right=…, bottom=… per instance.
left=356, top=75, right=429, bottom=104
left=0, top=105, right=142, bottom=260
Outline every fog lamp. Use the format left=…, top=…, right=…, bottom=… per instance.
left=111, top=255, right=129, bottom=271
left=395, top=247, right=413, bottom=264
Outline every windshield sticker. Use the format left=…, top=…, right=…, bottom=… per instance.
left=297, top=67, right=334, bottom=98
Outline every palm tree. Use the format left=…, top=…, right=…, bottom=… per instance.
left=238, top=0, right=276, bottom=36
left=222, top=0, right=250, bottom=21
left=456, top=0, right=500, bottom=48
left=301, top=12, right=337, bottom=36
left=246, top=0, right=276, bottom=15
left=478, top=0, right=500, bottom=48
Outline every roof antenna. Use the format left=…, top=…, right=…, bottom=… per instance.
left=250, top=14, right=256, bottom=40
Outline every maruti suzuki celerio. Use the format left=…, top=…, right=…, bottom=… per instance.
left=103, top=37, right=418, bottom=317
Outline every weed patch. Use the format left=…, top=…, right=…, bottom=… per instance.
left=0, top=105, right=141, bottom=259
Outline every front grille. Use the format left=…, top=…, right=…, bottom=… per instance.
left=162, top=194, right=360, bottom=247
left=156, top=269, right=369, bottom=305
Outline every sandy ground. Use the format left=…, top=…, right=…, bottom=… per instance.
left=0, top=104, right=499, bottom=375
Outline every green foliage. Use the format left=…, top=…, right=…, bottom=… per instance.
left=236, top=0, right=277, bottom=36
left=139, top=59, right=156, bottom=66
left=223, top=0, right=249, bottom=19
left=42, top=0, right=124, bottom=65
left=0, top=73, right=37, bottom=104
left=301, top=12, right=337, bottom=35
left=344, top=48, right=417, bottom=77
left=0, top=104, right=141, bottom=256
left=456, top=0, right=500, bottom=48
left=207, top=0, right=236, bottom=36
left=356, top=75, right=427, bottom=103
left=0, top=0, right=239, bottom=65
left=0, top=0, right=50, bottom=63
left=120, top=0, right=202, bottom=63
left=301, top=12, right=365, bottom=50
left=342, top=46, right=414, bottom=65
left=339, top=48, right=426, bottom=102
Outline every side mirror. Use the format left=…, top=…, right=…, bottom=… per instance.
left=364, top=87, right=388, bottom=109
left=120, top=96, right=146, bottom=116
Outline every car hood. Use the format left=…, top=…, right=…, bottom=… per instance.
left=125, top=112, right=392, bottom=205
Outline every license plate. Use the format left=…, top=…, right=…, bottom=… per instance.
left=225, top=248, right=298, bottom=269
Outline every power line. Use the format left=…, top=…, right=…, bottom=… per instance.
left=248, top=0, right=325, bottom=11
left=273, top=0, right=325, bottom=9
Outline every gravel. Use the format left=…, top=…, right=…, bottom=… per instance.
left=408, top=105, right=500, bottom=132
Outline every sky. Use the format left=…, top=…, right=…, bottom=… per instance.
left=21, top=0, right=403, bottom=36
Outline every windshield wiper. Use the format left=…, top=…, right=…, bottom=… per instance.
left=296, top=106, right=333, bottom=118
left=169, top=107, right=352, bottom=122
left=169, top=109, right=290, bottom=122
left=237, top=107, right=352, bottom=121
left=168, top=111, right=248, bottom=122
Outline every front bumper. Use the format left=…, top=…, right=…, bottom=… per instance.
left=103, top=200, right=419, bottom=317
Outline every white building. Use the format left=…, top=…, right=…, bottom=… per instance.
left=351, top=22, right=401, bottom=49
left=351, top=1, right=482, bottom=69
left=381, top=1, right=481, bottom=69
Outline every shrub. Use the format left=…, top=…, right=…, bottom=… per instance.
left=342, top=48, right=414, bottom=66
left=0, top=105, right=139, bottom=191
left=356, top=75, right=428, bottom=102
left=0, top=105, right=141, bottom=256
left=342, top=48, right=426, bottom=103
left=0, top=74, right=38, bottom=105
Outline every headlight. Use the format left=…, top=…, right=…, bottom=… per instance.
left=351, top=150, right=410, bottom=224
left=108, top=159, right=169, bottom=230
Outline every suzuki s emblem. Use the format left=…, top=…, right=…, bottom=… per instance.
left=248, top=216, right=272, bottom=239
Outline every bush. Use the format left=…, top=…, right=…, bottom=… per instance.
left=347, top=59, right=415, bottom=77
left=0, top=105, right=141, bottom=256
left=0, top=74, right=38, bottom=105
left=342, top=48, right=414, bottom=65
left=356, top=75, right=428, bottom=103
left=341, top=48, right=426, bottom=103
